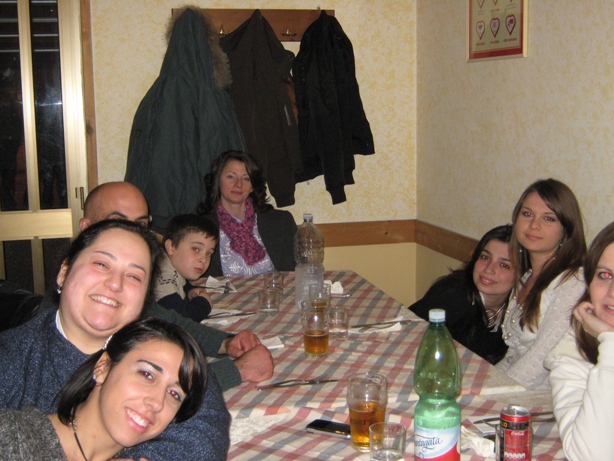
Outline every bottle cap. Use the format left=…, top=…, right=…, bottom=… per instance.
left=303, top=213, right=313, bottom=222
left=429, top=309, right=445, bottom=322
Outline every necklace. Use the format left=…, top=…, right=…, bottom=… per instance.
left=71, top=420, right=89, bottom=461
left=484, top=303, right=506, bottom=328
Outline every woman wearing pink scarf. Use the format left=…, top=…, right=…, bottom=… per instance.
left=197, top=151, right=297, bottom=276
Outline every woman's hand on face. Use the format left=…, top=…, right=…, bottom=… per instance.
left=573, top=301, right=614, bottom=338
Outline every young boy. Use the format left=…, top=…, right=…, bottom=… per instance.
left=155, top=214, right=218, bottom=322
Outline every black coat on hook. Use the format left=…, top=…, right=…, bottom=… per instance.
left=293, top=11, right=375, bottom=205
left=220, top=10, right=302, bottom=208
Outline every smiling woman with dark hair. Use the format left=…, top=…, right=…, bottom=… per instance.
left=0, top=219, right=231, bottom=460
left=0, top=318, right=207, bottom=461
left=410, top=225, right=514, bottom=364
left=197, top=150, right=296, bottom=276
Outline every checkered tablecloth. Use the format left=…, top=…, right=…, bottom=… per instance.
left=226, top=394, right=562, bottom=460
left=210, top=271, right=559, bottom=460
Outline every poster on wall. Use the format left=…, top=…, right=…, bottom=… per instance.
left=467, top=0, right=527, bottom=62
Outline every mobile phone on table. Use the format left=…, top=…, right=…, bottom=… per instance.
left=306, top=419, right=351, bottom=439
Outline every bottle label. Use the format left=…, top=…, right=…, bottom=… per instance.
left=414, top=425, right=460, bottom=461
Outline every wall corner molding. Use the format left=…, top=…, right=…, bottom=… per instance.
left=318, top=219, right=477, bottom=262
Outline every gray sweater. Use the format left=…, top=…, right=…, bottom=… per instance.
left=0, top=406, right=66, bottom=461
left=0, top=299, right=230, bottom=460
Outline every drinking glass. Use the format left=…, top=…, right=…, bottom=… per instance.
left=301, top=300, right=329, bottom=357
left=369, top=422, right=406, bottom=461
left=329, top=305, right=349, bottom=338
left=347, top=373, right=388, bottom=452
left=263, top=271, right=284, bottom=292
left=309, top=283, right=331, bottom=309
left=258, top=287, right=280, bottom=316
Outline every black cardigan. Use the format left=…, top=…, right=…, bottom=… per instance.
left=204, top=208, right=297, bottom=277
left=409, top=274, right=508, bottom=365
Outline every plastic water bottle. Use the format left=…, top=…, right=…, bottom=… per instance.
left=294, top=213, right=324, bottom=310
left=414, top=309, right=461, bottom=461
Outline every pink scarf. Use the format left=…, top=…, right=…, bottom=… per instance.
left=216, top=199, right=266, bottom=265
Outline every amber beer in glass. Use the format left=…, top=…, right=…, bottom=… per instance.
left=303, top=329, right=329, bottom=356
left=309, top=283, right=331, bottom=309
left=347, top=373, right=388, bottom=451
left=301, top=301, right=329, bottom=357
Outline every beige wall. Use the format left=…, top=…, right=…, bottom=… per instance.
left=415, top=245, right=462, bottom=301
left=325, top=243, right=416, bottom=305
left=89, top=1, right=613, bottom=302
left=417, top=1, right=614, bottom=243
left=89, top=0, right=416, bottom=226
left=326, top=243, right=462, bottom=307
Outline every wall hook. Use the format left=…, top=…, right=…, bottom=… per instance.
left=281, top=26, right=297, bottom=37
left=218, top=24, right=230, bottom=36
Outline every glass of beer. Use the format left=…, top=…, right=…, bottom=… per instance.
left=309, top=283, right=331, bottom=309
left=301, top=300, right=329, bottom=357
left=346, top=373, right=388, bottom=452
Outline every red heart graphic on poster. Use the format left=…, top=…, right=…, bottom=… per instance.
left=490, top=18, right=500, bottom=37
left=477, top=0, right=485, bottom=8
left=476, top=21, right=485, bottom=39
left=506, top=15, right=516, bottom=34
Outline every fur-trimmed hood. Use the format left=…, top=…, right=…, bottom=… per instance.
left=164, top=6, right=231, bottom=89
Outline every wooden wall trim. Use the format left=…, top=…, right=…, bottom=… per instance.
left=413, top=221, right=477, bottom=262
left=318, top=219, right=478, bottom=262
left=172, top=9, right=335, bottom=42
left=318, top=220, right=414, bottom=247
left=80, top=0, right=98, bottom=190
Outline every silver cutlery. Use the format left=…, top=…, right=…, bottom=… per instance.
left=207, top=311, right=255, bottom=319
left=350, top=319, right=414, bottom=332
left=205, top=281, right=232, bottom=293
left=256, top=378, right=339, bottom=390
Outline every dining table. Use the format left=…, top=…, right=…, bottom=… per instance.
left=207, top=270, right=565, bottom=460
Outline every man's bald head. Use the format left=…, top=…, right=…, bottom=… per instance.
left=79, top=182, right=150, bottom=231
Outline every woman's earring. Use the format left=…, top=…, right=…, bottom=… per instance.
left=93, top=374, right=97, bottom=381
left=56, top=286, right=62, bottom=295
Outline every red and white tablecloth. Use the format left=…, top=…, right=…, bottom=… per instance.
left=209, top=271, right=561, bottom=460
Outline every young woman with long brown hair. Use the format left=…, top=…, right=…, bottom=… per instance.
left=497, top=179, right=586, bottom=389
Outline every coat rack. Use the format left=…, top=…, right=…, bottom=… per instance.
left=171, top=8, right=335, bottom=42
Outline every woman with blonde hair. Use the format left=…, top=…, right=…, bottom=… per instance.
left=497, top=179, right=586, bottom=389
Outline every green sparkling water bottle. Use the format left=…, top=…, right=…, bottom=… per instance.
left=413, top=309, right=461, bottom=461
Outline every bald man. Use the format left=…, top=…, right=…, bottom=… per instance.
left=80, top=182, right=273, bottom=390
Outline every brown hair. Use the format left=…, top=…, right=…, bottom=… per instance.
left=572, top=222, right=614, bottom=364
left=510, top=179, right=586, bottom=331
left=197, top=151, right=272, bottom=215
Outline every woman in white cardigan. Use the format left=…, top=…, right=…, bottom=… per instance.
left=497, top=179, right=586, bottom=389
left=546, top=221, right=614, bottom=460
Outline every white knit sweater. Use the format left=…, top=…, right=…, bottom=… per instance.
left=497, top=268, right=585, bottom=389
left=545, top=330, right=614, bottom=460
